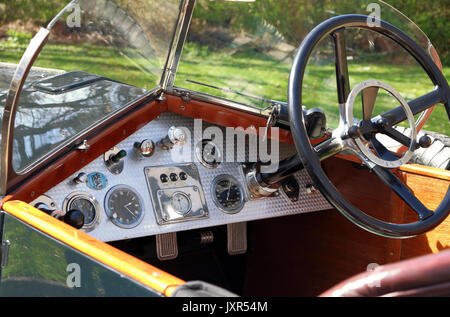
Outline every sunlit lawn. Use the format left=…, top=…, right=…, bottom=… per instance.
left=1, top=42, right=449, bottom=135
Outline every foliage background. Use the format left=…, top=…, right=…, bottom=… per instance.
left=0, top=0, right=446, bottom=64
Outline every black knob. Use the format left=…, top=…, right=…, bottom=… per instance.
left=110, top=150, right=127, bottom=163
left=418, top=135, right=432, bottom=149
left=160, top=174, right=169, bottom=183
left=62, top=209, right=85, bottom=229
left=179, top=172, right=187, bottom=181
left=170, top=173, right=178, bottom=182
left=348, top=125, right=361, bottom=139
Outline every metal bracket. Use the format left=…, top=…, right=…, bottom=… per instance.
left=76, top=140, right=90, bottom=151
left=280, top=176, right=300, bottom=203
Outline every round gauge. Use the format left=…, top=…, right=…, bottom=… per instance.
left=195, top=139, right=222, bottom=169
left=171, top=192, right=192, bottom=215
left=63, top=192, right=101, bottom=231
left=211, top=175, right=245, bottom=214
left=104, top=185, right=144, bottom=229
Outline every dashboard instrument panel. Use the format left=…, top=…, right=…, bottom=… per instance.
left=42, top=112, right=332, bottom=242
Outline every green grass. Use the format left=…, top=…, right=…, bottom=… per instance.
left=1, top=41, right=449, bottom=135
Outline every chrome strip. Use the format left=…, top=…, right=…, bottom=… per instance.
left=170, top=86, right=275, bottom=118
left=0, top=28, right=50, bottom=195
left=160, top=0, right=196, bottom=90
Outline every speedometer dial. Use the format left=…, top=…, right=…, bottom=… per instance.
left=105, top=185, right=144, bottom=229
left=211, top=175, right=245, bottom=214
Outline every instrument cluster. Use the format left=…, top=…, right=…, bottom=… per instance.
left=32, top=112, right=331, bottom=242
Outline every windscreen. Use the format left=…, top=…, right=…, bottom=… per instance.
left=0, top=0, right=181, bottom=173
left=175, top=0, right=446, bottom=134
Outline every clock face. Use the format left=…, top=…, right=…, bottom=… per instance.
left=105, top=185, right=144, bottom=229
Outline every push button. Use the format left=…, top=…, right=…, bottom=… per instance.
left=160, top=174, right=169, bottom=183
left=170, top=173, right=178, bottom=182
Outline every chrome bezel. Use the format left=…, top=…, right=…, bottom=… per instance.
left=104, top=184, right=145, bottom=229
left=195, top=139, right=222, bottom=169
left=171, top=191, right=193, bottom=215
left=211, top=174, right=245, bottom=214
left=63, top=191, right=101, bottom=231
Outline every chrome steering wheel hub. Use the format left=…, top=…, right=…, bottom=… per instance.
left=344, top=80, right=417, bottom=169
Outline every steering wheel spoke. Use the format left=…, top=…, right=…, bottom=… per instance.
left=371, top=165, right=434, bottom=221
left=378, top=125, right=414, bottom=148
left=377, top=88, right=446, bottom=127
left=331, top=29, right=351, bottom=106
left=369, top=137, right=399, bottom=161
left=362, top=87, right=379, bottom=120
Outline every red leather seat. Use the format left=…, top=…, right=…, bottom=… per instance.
left=320, top=250, right=450, bottom=297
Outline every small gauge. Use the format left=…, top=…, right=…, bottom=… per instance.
left=211, top=175, right=245, bottom=214
left=63, top=192, right=101, bottom=231
left=195, top=139, right=222, bottom=169
left=86, top=172, right=108, bottom=190
left=171, top=192, right=192, bottom=215
left=105, top=185, right=144, bottom=229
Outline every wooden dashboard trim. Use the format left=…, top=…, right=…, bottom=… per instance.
left=399, top=164, right=450, bottom=181
left=2, top=200, right=185, bottom=296
left=166, top=94, right=296, bottom=144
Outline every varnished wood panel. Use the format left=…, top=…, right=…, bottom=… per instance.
left=245, top=157, right=449, bottom=296
left=400, top=172, right=450, bottom=258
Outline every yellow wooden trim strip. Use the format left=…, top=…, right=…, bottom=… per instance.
left=2, top=200, right=185, bottom=296
left=399, top=164, right=450, bottom=181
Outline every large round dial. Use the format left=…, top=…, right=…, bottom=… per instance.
left=63, top=192, right=101, bottom=231
left=211, top=175, right=245, bottom=214
left=104, top=185, right=144, bottom=229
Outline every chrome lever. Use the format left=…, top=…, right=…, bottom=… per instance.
left=263, top=104, right=280, bottom=142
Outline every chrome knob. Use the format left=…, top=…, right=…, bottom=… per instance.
left=157, top=126, right=187, bottom=150
left=134, top=139, right=155, bottom=158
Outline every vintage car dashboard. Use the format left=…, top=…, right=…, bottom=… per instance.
left=32, top=112, right=331, bottom=242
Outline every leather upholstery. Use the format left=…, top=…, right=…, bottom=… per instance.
left=320, top=250, right=450, bottom=297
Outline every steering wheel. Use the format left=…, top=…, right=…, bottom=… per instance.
left=288, top=14, right=450, bottom=238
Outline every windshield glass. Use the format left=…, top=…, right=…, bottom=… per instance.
left=175, top=0, right=445, bottom=131
left=0, top=0, right=181, bottom=173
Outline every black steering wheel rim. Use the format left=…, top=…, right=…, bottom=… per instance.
left=288, top=14, right=450, bottom=238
